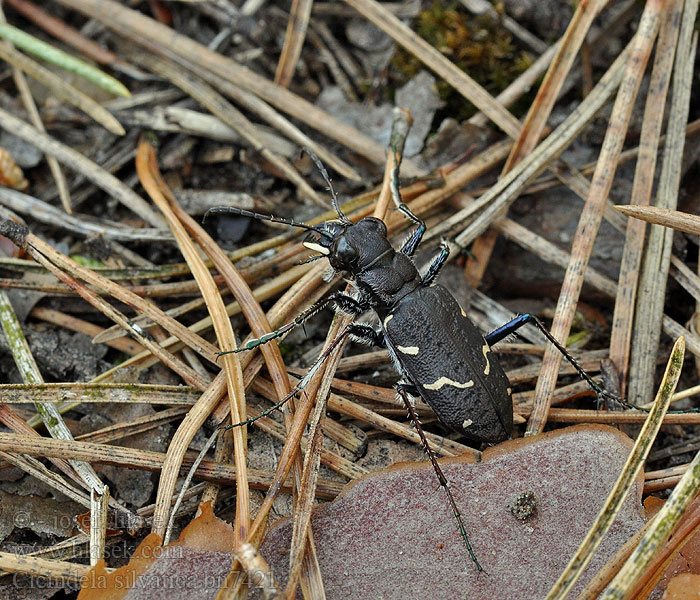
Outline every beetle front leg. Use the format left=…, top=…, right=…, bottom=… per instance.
left=221, top=292, right=370, bottom=356
left=227, top=321, right=365, bottom=428
left=421, top=242, right=450, bottom=287
left=398, top=204, right=426, bottom=258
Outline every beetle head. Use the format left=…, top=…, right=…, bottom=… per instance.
left=304, top=217, right=392, bottom=272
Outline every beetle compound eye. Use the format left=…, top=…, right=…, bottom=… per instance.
left=334, top=237, right=358, bottom=267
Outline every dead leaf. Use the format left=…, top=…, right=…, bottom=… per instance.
left=261, top=424, right=646, bottom=599
left=78, top=502, right=237, bottom=600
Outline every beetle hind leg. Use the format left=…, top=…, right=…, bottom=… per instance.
left=485, top=313, right=620, bottom=406
left=394, top=381, right=419, bottom=406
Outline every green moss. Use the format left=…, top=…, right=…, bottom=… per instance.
left=70, top=254, right=105, bottom=268
left=392, top=2, right=534, bottom=122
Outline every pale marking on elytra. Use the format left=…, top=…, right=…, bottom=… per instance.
left=482, top=343, right=491, bottom=375
left=462, top=419, right=473, bottom=429
left=506, top=387, right=512, bottom=396
left=383, top=314, right=393, bottom=327
left=460, top=306, right=467, bottom=317
left=303, top=241, right=330, bottom=255
left=424, top=377, right=474, bottom=391
left=397, top=345, right=419, bottom=355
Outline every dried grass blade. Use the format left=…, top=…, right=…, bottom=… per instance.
left=30, top=306, right=145, bottom=355
left=609, top=2, right=682, bottom=396
left=251, top=378, right=366, bottom=455
left=0, top=42, right=125, bottom=136
left=135, top=141, right=250, bottom=543
left=449, top=41, right=631, bottom=248
left=233, top=543, right=283, bottom=600
left=529, top=1, right=662, bottom=435
left=0, top=381, right=196, bottom=406
left=0, top=187, right=171, bottom=242
left=0, top=432, right=345, bottom=498
left=545, top=336, right=685, bottom=600
left=53, top=0, right=398, bottom=169
left=0, top=107, right=165, bottom=227
left=0, top=290, right=105, bottom=493
left=0, top=2, right=72, bottom=213
left=599, top=402, right=700, bottom=598
left=0, top=551, right=91, bottom=582
left=504, top=0, right=605, bottom=170
left=164, top=429, right=219, bottom=546
left=375, top=108, right=412, bottom=218
left=0, top=22, right=130, bottom=97
left=6, top=226, right=218, bottom=364
left=275, top=0, right=313, bottom=87
left=150, top=157, right=320, bottom=587
left=670, top=255, right=700, bottom=304
left=0, top=399, right=78, bottom=490
left=1, top=225, right=211, bottom=389
left=615, top=204, right=700, bottom=236
left=220, top=270, right=339, bottom=599
left=150, top=143, right=306, bottom=546
left=5, top=0, right=140, bottom=76
left=77, top=407, right=190, bottom=446
left=496, top=218, right=617, bottom=296
left=285, top=388, right=330, bottom=599
left=574, top=501, right=667, bottom=600
left=0, top=451, right=90, bottom=508
left=89, top=486, right=109, bottom=565
left=627, top=2, right=698, bottom=405
left=133, top=52, right=322, bottom=205
left=246, top=400, right=368, bottom=480
left=622, top=496, right=700, bottom=597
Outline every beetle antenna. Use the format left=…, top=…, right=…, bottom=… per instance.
left=303, top=147, right=352, bottom=225
left=203, top=207, right=334, bottom=241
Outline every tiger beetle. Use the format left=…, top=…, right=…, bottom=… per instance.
left=204, top=161, right=614, bottom=573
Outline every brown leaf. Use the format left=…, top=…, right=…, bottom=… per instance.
left=0, top=148, right=28, bottom=190
left=78, top=502, right=237, bottom=600
left=261, top=424, right=646, bottom=599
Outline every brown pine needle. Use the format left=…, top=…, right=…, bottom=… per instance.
left=615, top=204, right=700, bottom=236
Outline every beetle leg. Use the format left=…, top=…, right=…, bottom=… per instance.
left=485, top=314, right=620, bottom=405
left=398, top=204, right=426, bottom=258
left=394, top=380, right=419, bottom=406
left=221, top=292, right=369, bottom=355
left=420, top=242, right=450, bottom=287
left=348, top=323, right=385, bottom=347
left=226, top=321, right=364, bottom=429
left=396, top=383, right=485, bottom=573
